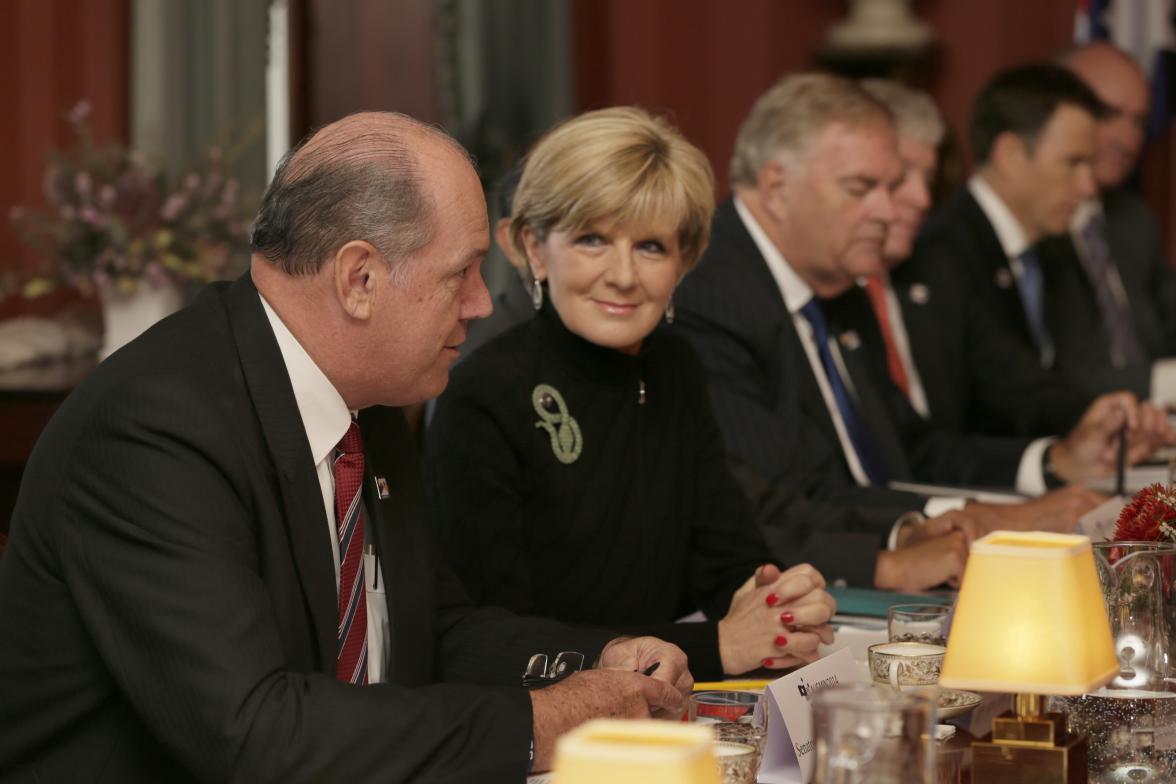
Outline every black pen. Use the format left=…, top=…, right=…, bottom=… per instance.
left=641, top=662, right=660, bottom=677
left=1116, top=421, right=1127, bottom=496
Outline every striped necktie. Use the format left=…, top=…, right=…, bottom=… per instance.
left=862, top=276, right=911, bottom=398
left=332, top=422, right=368, bottom=684
left=1078, top=213, right=1145, bottom=368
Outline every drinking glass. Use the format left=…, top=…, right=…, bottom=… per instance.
left=811, top=683, right=936, bottom=784
left=888, top=603, right=952, bottom=646
left=689, top=691, right=767, bottom=784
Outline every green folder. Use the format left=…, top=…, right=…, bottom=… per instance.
left=828, top=586, right=952, bottom=619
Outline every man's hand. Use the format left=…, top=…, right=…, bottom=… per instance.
left=966, top=486, right=1105, bottom=534
left=897, top=511, right=980, bottom=549
left=875, top=530, right=969, bottom=592
left=530, top=668, right=687, bottom=772
left=597, top=635, right=692, bottom=698
left=719, top=563, right=836, bottom=674
left=1050, top=392, right=1175, bottom=483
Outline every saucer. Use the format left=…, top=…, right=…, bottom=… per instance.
left=938, top=688, right=983, bottom=719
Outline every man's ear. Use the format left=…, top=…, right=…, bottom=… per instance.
left=520, top=225, right=548, bottom=282
left=494, top=217, right=523, bottom=268
left=757, top=158, right=790, bottom=220
left=333, top=240, right=383, bottom=321
left=990, top=131, right=1030, bottom=175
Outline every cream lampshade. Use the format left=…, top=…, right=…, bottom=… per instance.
left=551, top=720, right=721, bottom=784
left=939, top=531, right=1117, bottom=784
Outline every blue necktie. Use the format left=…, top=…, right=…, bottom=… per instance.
left=1013, top=249, right=1055, bottom=367
left=799, top=298, right=890, bottom=487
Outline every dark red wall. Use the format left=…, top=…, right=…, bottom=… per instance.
left=0, top=0, right=130, bottom=318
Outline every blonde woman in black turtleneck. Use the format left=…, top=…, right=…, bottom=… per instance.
left=424, top=107, right=835, bottom=680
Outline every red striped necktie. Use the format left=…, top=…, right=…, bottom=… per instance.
left=332, top=422, right=368, bottom=684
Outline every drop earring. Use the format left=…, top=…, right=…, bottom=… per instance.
left=530, top=277, right=544, bottom=310
left=664, top=297, right=675, bottom=324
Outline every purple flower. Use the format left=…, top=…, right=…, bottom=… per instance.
left=98, top=185, right=117, bottom=209
left=75, top=171, right=92, bottom=199
left=67, top=101, right=92, bottom=125
left=160, top=193, right=188, bottom=221
left=80, top=205, right=107, bottom=228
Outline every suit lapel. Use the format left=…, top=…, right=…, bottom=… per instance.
left=958, top=191, right=1037, bottom=347
left=226, top=274, right=338, bottom=672
left=824, top=290, right=912, bottom=482
left=357, top=406, right=428, bottom=683
left=711, top=202, right=844, bottom=446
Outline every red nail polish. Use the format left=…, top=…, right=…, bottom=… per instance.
left=765, top=593, right=779, bottom=607
left=774, top=634, right=788, bottom=647
left=780, top=611, right=795, bottom=624
left=763, top=658, right=774, bottom=667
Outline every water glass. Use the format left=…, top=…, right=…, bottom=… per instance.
left=888, top=603, right=952, bottom=646
left=689, top=691, right=767, bottom=784
left=811, top=683, right=936, bottom=784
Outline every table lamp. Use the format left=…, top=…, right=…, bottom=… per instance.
left=551, top=719, right=721, bottom=784
left=939, top=531, right=1117, bottom=784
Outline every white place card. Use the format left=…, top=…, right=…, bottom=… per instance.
left=758, top=647, right=864, bottom=784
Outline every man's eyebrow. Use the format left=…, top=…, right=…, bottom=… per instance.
left=454, top=245, right=489, bottom=268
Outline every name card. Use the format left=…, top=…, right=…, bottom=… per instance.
left=757, top=647, right=864, bottom=784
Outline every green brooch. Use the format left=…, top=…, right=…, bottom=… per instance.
left=532, top=383, right=582, bottom=464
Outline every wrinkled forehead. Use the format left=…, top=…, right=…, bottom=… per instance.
left=802, top=120, right=902, bottom=181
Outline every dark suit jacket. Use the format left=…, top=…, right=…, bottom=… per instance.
left=889, top=206, right=1091, bottom=438
left=0, top=275, right=614, bottom=784
left=924, top=189, right=1048, bottom=357
left=674, top=199, right=1028, bottom=585
left=1038, top=188, right=1176, bottom=397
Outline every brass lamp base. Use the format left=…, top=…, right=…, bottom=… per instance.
left=971, top=695, right=1087, bottom=784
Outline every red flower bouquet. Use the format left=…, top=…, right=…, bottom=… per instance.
left=1114, top=483, right=1176, bottom=542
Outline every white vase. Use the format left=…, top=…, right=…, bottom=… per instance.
left=98, top=282, right=184, bottom=360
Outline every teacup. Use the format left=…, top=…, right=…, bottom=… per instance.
left=867, top=642, right=945, bottom=694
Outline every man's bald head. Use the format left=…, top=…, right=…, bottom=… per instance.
left=251, top=111, right=472, bottom=276
left=1061, top=42, right=1150, bottom=187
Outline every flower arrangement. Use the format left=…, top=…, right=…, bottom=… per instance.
left=8, top=102, right=253, bottom=298
left=1114, top=483, right=1176, bottom=542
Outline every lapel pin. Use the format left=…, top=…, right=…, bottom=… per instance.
left=839, top=330, right=861, bottom=351
left=994, top=268, right=1014, bottom=289
left=909, top=283, right=930, bottom=305
left=374, top=476, right=391, bottom=500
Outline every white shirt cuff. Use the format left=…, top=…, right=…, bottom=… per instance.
left=1015, top=437, right=1058, bottom=497
left=923, top=496, right=967, bottom=518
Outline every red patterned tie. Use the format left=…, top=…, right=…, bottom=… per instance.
left=863, top=276, right=911, bottom=399
left=332, top=422, right=368, bottom=684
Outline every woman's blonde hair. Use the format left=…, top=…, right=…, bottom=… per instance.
left=509, top=107, right=716, bottom=272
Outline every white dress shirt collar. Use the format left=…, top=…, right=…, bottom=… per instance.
left=258, top=294, right=352, bottom=464
left=733, top=195, right=814, bottom=313
left=1070, top=196, right=1103, bottom=234
left=968, top=174, right=1031, bottom=259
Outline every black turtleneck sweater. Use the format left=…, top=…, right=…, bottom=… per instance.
left=423, top=303, right=773, bottom=680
